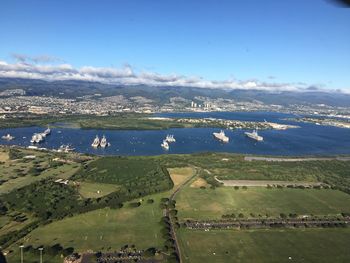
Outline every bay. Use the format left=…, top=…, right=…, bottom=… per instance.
left=0, top=111, right=349, bottom=156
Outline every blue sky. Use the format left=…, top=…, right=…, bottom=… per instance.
left=0, top=0, right=349, bottom=91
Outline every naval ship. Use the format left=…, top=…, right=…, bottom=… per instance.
left=1, top=134, right=15, bottom=141
left=30, top=133, right=44, bottom=144
left=213, top=130, right=229, bottom=143
left=166, top=134, right=176, bottom=143
left=91, top=135, right=100, bottom=148
left=100, top=135, right=110, bottom=148
left=245, top=129, right=263, bottom=141
left=161, top=139, right=169, bottom=150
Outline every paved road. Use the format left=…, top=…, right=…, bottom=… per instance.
left=165, top=168, right=198, bottom=263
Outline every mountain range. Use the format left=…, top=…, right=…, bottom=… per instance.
left=0, top=77, right=349, bottom=107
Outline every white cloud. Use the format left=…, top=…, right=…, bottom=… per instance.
left=0, top=58, right=345, bottom=93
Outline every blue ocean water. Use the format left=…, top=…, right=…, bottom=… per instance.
left=0, top=112, right=349, bottom=156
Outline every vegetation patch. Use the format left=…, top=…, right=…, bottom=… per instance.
left=168, top=167, right=195, bottom=188
left=155, top=153, right=350, bottom=194
left=72, top=156, right=173, bottom=195
left=176, top=187, right=350, bottom=220
left=0, top=148, right=81, bottom=194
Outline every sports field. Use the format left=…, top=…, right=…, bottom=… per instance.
left=177, top=228, right=350, bottom=263
left=176, top=187, right=350, bottom=219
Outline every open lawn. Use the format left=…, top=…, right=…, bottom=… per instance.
left=77, top=181, right=120, bottom=198
left=176, top=187, right=350, bottom=219
left=177, top=228, right=350, bottom=263
left=8, top=192, right=168, bottom=255
left=190, top=177, right=209, bottom=188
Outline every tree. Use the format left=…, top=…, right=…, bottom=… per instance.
left=144, top=247, right=157, bottom=257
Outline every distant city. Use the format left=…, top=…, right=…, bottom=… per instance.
left=1, top=86, right=350, bottom=120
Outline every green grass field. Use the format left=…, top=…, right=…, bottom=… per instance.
left=176, top=187, right=350, bottom=219
left=2, top=150, right=350, bottom=262
left=9, top=192, right=169, bottom=254
left=177, top=228, right=350, bottom=263
left=77, top=181, right=120, bottom=198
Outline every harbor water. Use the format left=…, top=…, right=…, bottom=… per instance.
left=1, top=112, right=350, bottom=156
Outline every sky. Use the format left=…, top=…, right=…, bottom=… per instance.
left=0, top=0, right=349, bottom=92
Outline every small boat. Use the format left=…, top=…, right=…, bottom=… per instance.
left=91, top=135, right=100, bottom=148
left=27, top=145, right=38, bottom=149
left=1, top=134, right=15, bottom=141
left=44, top=126, right=51, bottom=136
left=57, top=144, right=75, bottom=153
left=161, top=139, right=169, bottom=150
left=30, top=133, right=44, bottom=144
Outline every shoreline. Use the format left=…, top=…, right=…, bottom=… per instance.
left=1, top=145, right=350, bottom=159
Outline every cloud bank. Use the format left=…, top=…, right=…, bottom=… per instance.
left=0, top=58, right=344, bottom=93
